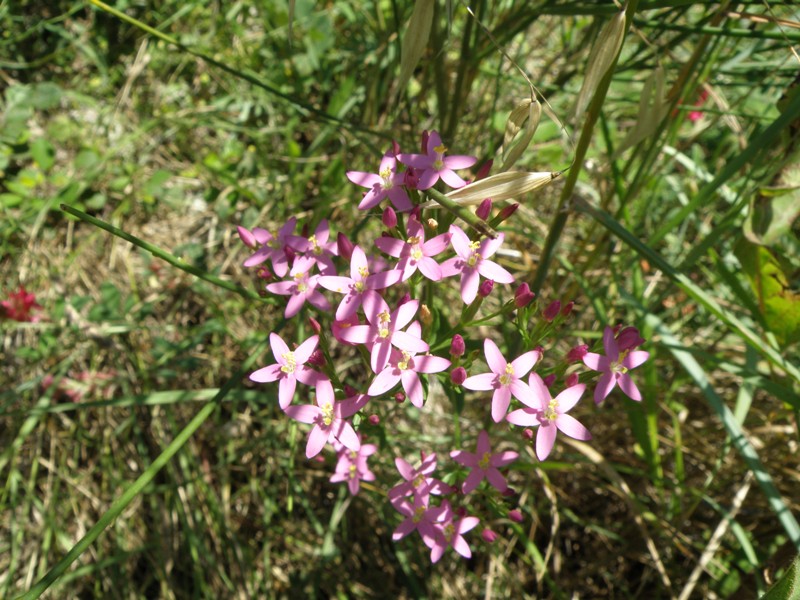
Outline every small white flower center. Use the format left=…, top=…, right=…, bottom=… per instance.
left=379, top=167, right=394, bottom=190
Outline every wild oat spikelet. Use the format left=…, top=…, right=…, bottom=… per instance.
left=574, top=10, right=626, bottom=121
left=501, top=98, right=542, bottom=172
left=397, top=0, right=435, bottom=98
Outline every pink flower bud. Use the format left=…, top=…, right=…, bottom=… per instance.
left=497, top=203, right=519, bottom=223
left=410, top=207, right=421, bottom=221
left=514, top=283, right=535, bottom=308
left=476, top=198, right=492, bottom=220
left=508, top=509, right=523, bottom=523
left=543, top=374, right=556, bottom=388
left=336, top=233, right=354, bottom=262
left=567, top=344, right=588, bottom=363
left=284, top=246, right=296, bottom=263
left=404, top=167, right=419, bottom=190
left=397, top=293, right=411, bottom=306
left=236, top=226, right=257, bottom=248
left=475, top=159, right=493, bottom=181
left=420, top=130, right=429, bottom=153
left=394, top=392, right=406, bottom=403
left=368, top=414, right=380, bottom=426
left=382, top=206, right=397, bottom=228
left=450, top=366, right=467, bottom=385
left=503, top=487, right=516, bottom=497
left=344, top=384, right=358, bottom=397
left=256, top=266, right=272, bottom=280
left=308, top=317, right=322, bottom=334
left=307, top=349, right=325, bottom=367
left=481, top=528, right=498, bottom=544
left=456, top=506, right=468, bottom=518
left=449, top=334, right=465, bottom=357
left=522, top=428, right=533, bottom=440
left=542, top=300, right=561, bottom=322
left=478, top=279, right=494, bottom=298
left=560, top=301, right=574, bottom=317
left=391, top=140, right=401, bottom=156
left=617, top=326, right=645, bottom=351
left=565, top=372, right=579, bottom=388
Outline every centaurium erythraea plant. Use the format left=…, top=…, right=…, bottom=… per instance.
left=237, top=129, right=651, bottom=566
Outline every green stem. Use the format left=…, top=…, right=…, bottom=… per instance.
left=531, top=0, right=640, bottom=294
left=60, top=204, right=263, bottom=301
left=423, top=187, right=496, bottom=238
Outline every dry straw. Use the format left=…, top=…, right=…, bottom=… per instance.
left=574, top=10, right=627, bottom=121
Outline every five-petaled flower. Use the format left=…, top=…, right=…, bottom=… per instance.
left=239, top=217, right=298, bottom=277
left=367, top=322, right=451, bottom=408
left=582, top=326, right=650, bottom=404
left=388, top=453, right=452, bottom=503
left=330, top=436, right=377, bottom=495
left=462, top=339, right=540, bottom=423
left=440, top=225, right=515, bottom=304
left=1, top=286, right=42, bottom=322
left=506, top=373, right=592, bottom=461
left=450, top=430, right=518, bottom=494
left=289, top=220, right=338, bottom=275
left=346, top=150, right=413, bottom=212
left=397, top=130, right=477, bottom=190
left=266, top=256, right=331, bottom=318
left=426, top=502, right=480, bottom=563
left=374, top=217, right=451, bottom=282
left=284, top=384, right=364, bottom=458
left=249, top=333, right=324, bottom=410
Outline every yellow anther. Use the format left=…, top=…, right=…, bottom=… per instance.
left=321, top=402, right=334, bottom=426
left=397, top=352, right=411, bottom=371
left=280, top=351, right=296, bottom=374
left=544, top=399, right=558, bottom=421
left=358, top=266, right=369, bottom=278
left=479, top=452, right=491, bottom=470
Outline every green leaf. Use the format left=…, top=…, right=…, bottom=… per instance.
left=29, top=138, right=55, bottom=171
left=30, top=82, right=62, bottom=110
left=745, top=164, right=800, bottom=247
left=761, top=555, right=800, bottom=600
left=735, top=240, right=800, bottom=347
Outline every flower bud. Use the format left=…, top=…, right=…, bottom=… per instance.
left=256, top=266, right=272, bottom=280
left=237, top=226, right=257, bottom=247
left=514, top=283, right=535, bottom=308
left=478, top=279, right=494, bottom=298
left=337, top=233, right=354, bottom=261
left=308, top=317, right=322, bottom=334
left=475, top=159, right=493, bottom=181
left=503, top=487, right=516, bottom=497
left=567, top=344, right=588, bottom=363
left=476, top=198, right=492, bottom=220
left=497, top=202, right=519, bottom=223
left=391, top=139, right=401, bottom=156
left=449, top=334, right=465, bottom=357
left=522, top=428, right=534, bottom=440
left=382, top=206, right=397, bottom=228
left=394, top=392, right=406, bottom=403
left=481, top=528, right=498, bottom=544
left=368, top=414, right=380, bottom=426
left=344, top=384, right=358, bottom=397
left=404, top=166, right=420, bottom=190
left=543, top=374, right=556, bottom=388
left=450, top=366, right=467, bottom=385
left=542, top=300, right=561, bottom=322
left=508, top=509, right=523, bottom=523
left=617, top=326, right=645, bottom=351
left=419, top=304, right=433, bottom=326
left=284, top=245, right=296, bottom=263
left=397, top=293, right=411, bottom=306
left=420, top=130, right=429, bottom=153
left=560, top=301, right=574, bottom=317
left=565, top=372, right=579, bottom=388
left=308, top=349, right=325, bottom=367
left=426, top=218, right=438, bottom=230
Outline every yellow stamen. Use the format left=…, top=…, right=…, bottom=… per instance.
left=280, top=351, right=296, bottom=374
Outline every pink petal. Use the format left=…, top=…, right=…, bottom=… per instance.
left=423, top=233, right=452, bottom=256
left=394, top=299, right=420, bottom=329
left=527, top=373, right=552, bottom=409
left=336, top=421, right=361, bottom=450
left=307, top=290, right=331, bottom=312
left=535, top=423, right=557, bottom=461
left=317, top=275, right=353, bottom=294
left=371, top=341, right=391, bottom=373
left=417, top=257, right=442, bottom=281
left=426, top=131, right=443, bottom=153
left=603, top=326, right=619, bottom=363
left=555, top=383, right=585, bottom=413
left=461, top=269, right=479, bottom=304
left=476, top=430, right=491, bottom=455
left=556, top=414, right=592, bottom=441
left=506, top=408, right=539, bottom=427
left=346, top=171, right=382, bottom=188
left=335, top=293, right=362, bottom=321
left=391, top=330, right=429, bottom=353
left=479, top=234, right=505, bottom=258
left=622, top=350, right=650, bottom=370
left=387, top=187, right=413, bottom=211
left=414, top=355, right=450, bottom=374
left=462, top=373, right=496, bottom=391
left=294, top=335, right=319, bottom=364
left=416, top=170, right=439, bottom=190
left=462, top=470, right=484, bottom=494
left=393, top=519, right=417, bottom=540
left=439, top=169, right=467, bottom=189
left=284, top=294, right=305, bottom=318
left=396, top=153, right=431, bottom=169
left=485, top=468, right=508, bottom=493
left=448, top=225, right=471, bottom=258
left=249, top=364, right=282, bottom=383
left=284, top=404, right=320, bottom=424
left=510, top=350, right=540, bottom=378
left=477, top=260, right=515, bottom=284
left=401, top=370, right=424, bottom=408
left=491, top=386, right=512, bottom=423
left=363, top=293, right=389, bottom=324
left=243, top=247, right=269, bottom=267
left=582, top=352, right=609, bottom=371
left=366, top=270, right=402, bottom=290
left=618, top=373, right=642, bottom=401
left=483, top=339, right=507, bottom=374
left=266, top=280, right=294, bottom=296
left=278, top=377, right=296, bottom=409
left=509, top=379, right=534, bottom=406
left=458, top=516, right=480, bottom=535
left=306, top=425, right=329, bottom=458
left=375, top=236, right=406, bottom=258
left=450, top=450, right=478, bottom=467
left=439, top=257, right=462, bottom=278
left=395, top=457, right=414, bottom=480
left=594, top=371, right=616, bottom=404
left=491, top=450, right=519, bottom=467
left=368, top=369, right=401, bottom=397
left=336, top=324, right=371, bottom=345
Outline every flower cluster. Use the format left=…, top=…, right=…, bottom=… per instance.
left=1, top=286, right=42, bottom=322
left=237, top=130, right=650, bottom=562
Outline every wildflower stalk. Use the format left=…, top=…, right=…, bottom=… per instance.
left=422, top=187, right=497, bottom=238
left=531, top=0, right=639, bottom=294
left=60, top=204, right=264, bottom=301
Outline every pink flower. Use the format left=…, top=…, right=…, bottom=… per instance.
left=1, top=286, right=42, bottom=322
left=374, top=217, right=451, bottom=282
left=330, top=437, right=377, bottom=495
left=462, top=339, right=540, bottom=422
left=346, top=150, right=413, bottom=212
left=249, top=333, right=323, bottom=410
left=284, top=384, right=363, bottom=458
left=266, top=257, right=331, bottom=318
left=388, top=453, right=451, bottom=502
left=288, top=220, right=338, bottom=275
left=506, top=374, right=592, bottom=461
left=397, top=130, right=477, bottom=190
left=440, top=225, right=515, bottom=304
left=240, top=218, right=298, bottom=277
left=450, top=430, right=518, bottom=494
left=427, top=505, right=480, bottom=563
left=336, top=295, right=428, bottom=373
left=582, top=326, right=650, bottom=404
left=390, top=495, right=449, bottom=545
left=318, top=245, right=402, bottom=320
left=367, top=322, right=451, bottom=408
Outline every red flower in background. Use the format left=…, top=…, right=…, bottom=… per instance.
left=1, top=286, right=42, bottom=322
